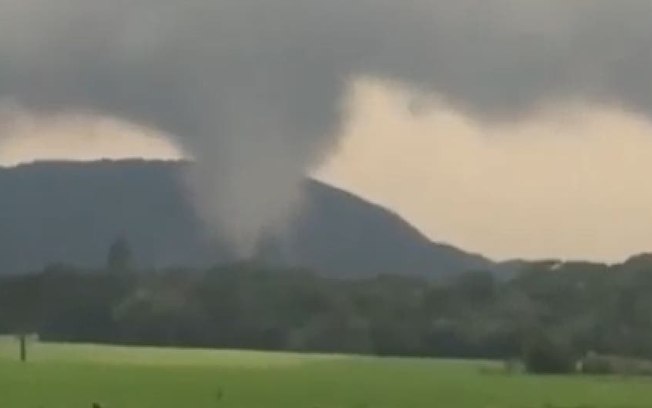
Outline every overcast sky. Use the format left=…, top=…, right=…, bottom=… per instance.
left=3, top=78, right=652, bottom=262
left=1, top=0, right=652, bottom=261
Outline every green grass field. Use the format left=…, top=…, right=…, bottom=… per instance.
left=1, top=338, right=651, bottom=408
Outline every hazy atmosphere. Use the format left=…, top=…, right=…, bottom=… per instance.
left=1, top=0, right=652, bottom=261
left=4, top=2, right=652, bottom=407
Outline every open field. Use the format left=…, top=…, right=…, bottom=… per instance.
left=1, top=339, right=652, bottom=408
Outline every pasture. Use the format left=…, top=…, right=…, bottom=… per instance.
left=1, top=338, right=651, bottom=408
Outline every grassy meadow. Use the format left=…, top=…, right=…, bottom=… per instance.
left=1, top=338, right=651, bottom=408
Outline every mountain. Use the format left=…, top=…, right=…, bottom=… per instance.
left=0, top=160, right=494, bottom=277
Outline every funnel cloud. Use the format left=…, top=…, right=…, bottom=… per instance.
left=0, top=0, right=651, bottom=254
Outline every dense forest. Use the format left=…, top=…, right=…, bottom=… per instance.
left=3, top=244, right=652, bottom=373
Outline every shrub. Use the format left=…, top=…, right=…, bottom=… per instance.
left=579, top=352, right=614, bottom=375
left=523, top=335, right=576, bottom=374
left=580, top=353, right=652, bottom=376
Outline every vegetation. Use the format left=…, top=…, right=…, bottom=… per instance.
left=0, top=160, right=491, bottom=277
left=522, top=333, right=576, bottom=374
left=3, top=255, right=652, bottom=370
left=107, top=236, right=134, bottom=273
left=2, top=341, right=652, bottom=408
left=580, top=353, right=652, bottom=376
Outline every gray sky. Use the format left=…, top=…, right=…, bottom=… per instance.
left=1, top=0, right=652, bottom=260
left=317, top=79, right=652, bottom=262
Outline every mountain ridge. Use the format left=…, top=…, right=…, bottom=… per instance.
left=0, top=159, right=494, bottom=277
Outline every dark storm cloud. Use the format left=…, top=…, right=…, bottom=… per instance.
left=0, top=0, right=650, bottom=252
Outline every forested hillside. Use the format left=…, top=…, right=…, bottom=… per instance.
left=0, top=160, right=491, bottom=277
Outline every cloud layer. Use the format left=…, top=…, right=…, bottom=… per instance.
left=319, top=79, right=652, bottom=262
left=0, top=0, right=651, bottom=254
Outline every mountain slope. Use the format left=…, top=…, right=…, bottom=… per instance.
left=0, top=160, right=493, bottom=276
left=281, top=181, right=492, bottom=276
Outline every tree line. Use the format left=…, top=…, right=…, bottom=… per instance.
left=3, top=251, right=652, bottom=372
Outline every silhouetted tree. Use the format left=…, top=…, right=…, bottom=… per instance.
left=107, top=236, right=133, bottom=273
